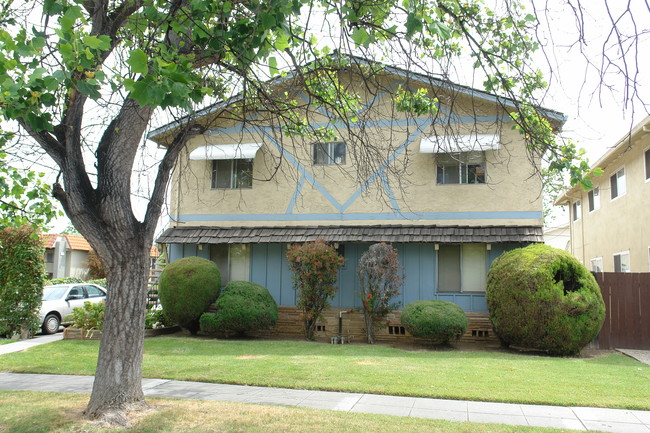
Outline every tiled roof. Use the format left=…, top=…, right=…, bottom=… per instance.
left=65, top=235, right=92, bottom=252
left=157, top=225, right=543, bottom=245
left=41, top=234, right=59, bottom=249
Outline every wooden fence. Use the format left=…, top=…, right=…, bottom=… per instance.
left=594, top=272, right=650, bottom=350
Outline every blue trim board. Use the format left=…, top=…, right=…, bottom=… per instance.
left=176, top=210, right=543, bottom=222
left=286, top=175, right=306, bottom=214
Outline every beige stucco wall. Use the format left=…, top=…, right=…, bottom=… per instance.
left=168, top=75, right=544, bottom=229
left=564, top=126, right=650, bottom=271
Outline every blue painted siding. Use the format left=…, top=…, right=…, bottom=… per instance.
left=167, top=241, right=529, bottom=312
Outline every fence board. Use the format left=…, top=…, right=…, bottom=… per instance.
left=595, top=272, right=650, bottom=350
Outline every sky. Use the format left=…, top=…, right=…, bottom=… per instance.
left=16, top=1, right=649, bottom=234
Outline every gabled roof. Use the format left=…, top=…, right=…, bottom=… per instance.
left=42, top=234, right=92, bottom=252
left=158, top=225, right=543, bottom=244
left=555, top=115, right=650, bottom=205
left=147, top=54, right=566, bottom=142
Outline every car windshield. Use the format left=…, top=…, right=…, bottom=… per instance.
left=42, top=286, right=70, bottom=301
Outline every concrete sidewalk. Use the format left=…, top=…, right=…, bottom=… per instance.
left=0, top=333, right=63, bottom=355
left=0, top=372, right=648, bottom=432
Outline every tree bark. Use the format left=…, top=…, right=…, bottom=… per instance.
left=84, top=238, right=151, bottom=426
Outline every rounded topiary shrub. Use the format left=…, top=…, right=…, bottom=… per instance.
left=401, top=300, right=468, bottom=343
left=486, top=244, right=605, bottom=356
left=200, top=281, right=278, bottom=337
left=158, top=257, right=221, bottom=334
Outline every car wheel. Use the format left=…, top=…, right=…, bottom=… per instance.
left=42, top=314, right=60, bottom=334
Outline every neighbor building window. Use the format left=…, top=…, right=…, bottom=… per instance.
left=437, top=151, right=486, bottom=184
left=590, top=257, right=603, bottom=273
left=313, top=142, right=346, bottom=165
left=438, top=244, right=487, bottom=292
left=211, top=159, right=253, bottom=189
left=610, top=167, right=626, bottom=199
left=45, top=251, right=54, bottom=263
left=572, top=200, right=581, bottom=221
left=613, top=251, right=630, bottom=272
left=588, top=187, right=600, bottom=212
left=645, top=148, right=650, bottom=181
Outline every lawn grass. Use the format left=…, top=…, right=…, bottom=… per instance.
left=0, top=339, right=16, bottom=345
left=0, top=336, right=648, bottom=410
left=0, top=390, right=590, bottom=433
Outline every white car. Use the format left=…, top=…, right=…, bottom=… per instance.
left=39, top=284, right=107, bottom=334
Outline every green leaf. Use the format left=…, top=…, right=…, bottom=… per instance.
left=83, top=35, right=111, bottom=51
left=350, top=28, right=370, bottom=46
left=268, top=56, right=278, bottom=77
left=127, top=49, right=149, bottom=75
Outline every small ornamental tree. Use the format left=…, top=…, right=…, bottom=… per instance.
left=357, top=243, right=404, bottom=344
left=286, top=239, right=344, bottom=340
left=86, top=250, right=107, bottom=280
left=0, top=226, right=46, bottom=338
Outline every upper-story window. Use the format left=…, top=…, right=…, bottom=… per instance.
left=572, top=200, right=581, bottom=221
left=645, top=148, right=650, bottom=181
left=588, top=187, right=600, bottom=212
left=436, top=151, right=486, bottom=184
left=211, top=159, right=253, bottom=189
left=610, top=167, right=626, bottom=199
left=314, top=142, right=346, bottom=165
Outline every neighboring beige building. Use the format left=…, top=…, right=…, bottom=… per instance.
left=42, top=234, right=92, bottom=279
left=150, top=56, right=564, bottom=317
left=555, top=116, right=650, bottom=272
left=543, top=224, right=570, bottom=251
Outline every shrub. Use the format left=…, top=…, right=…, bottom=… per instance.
left=158, top=256, right=221, bottom=334
left=401, top=300, right=467, bottom=343
left=486, top=244, right=605, bottom=356
left=144, top=305, right=173, bottom=329
left=286, top=239, right=344, bottom=340
left=0, top=226, right=46, bottom=338
left=200, top=281, right=278, bottom=337
left=357, top=243, right=403, bottom=344
left=47, top=277, right=84, bottom=285
left=70, top=301, right=105, bottom=330
left=86, top=278, right=107, bottom=287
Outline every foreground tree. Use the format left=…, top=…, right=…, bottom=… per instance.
left=0, top=0, right=612, bottom=425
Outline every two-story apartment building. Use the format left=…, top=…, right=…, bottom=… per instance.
left=150, top=58, right=565, bottom=340
left=555, top=116, right=650, bottom=272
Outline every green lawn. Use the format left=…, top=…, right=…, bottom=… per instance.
left=1, top=336, right=648, bottom=410
left=0, top=339, right=16, bottom=345
left=0, top=391, right=590, bottom=433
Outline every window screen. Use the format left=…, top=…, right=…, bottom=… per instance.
left=438, top=245, right=461, bottom=292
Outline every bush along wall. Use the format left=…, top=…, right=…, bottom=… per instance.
left=401, top=300, right=468, bottom=343
left=200, top=281, right=278, bottom=337
left=486, top=244, right=605, bottom=356
left=158, top=256, right=221, bottom=334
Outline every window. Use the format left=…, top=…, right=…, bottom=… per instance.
left=590, top=257, right=603, bottom=273
left=45, top=251, right=54, bottom=263
left=610, top=168, right=626, bottom=199
left=588, top=187, right=600, bottom=212
left=645, top=148, right=650, bottom=181
left=613, top=251, right=630, bottom=272
left=438, top=244, right=487, bottom=292
left=313, top=142, right=346, bottom=165
left=572, top=200, right=581, bottom=221
left=211, top=159, right=253, bottom=189
left=437, top=152, right=486, bottom=184
left=209, top=244, right=251, bottom=284
left=85, top=285, right=105, bottom=298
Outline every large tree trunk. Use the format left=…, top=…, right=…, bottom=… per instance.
left=84, top=238, right=152, bottom=426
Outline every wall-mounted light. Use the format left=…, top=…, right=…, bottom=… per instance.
left=434, top=243, right=439, bottom=251
left=486, top=243, right=492, bottom=251
left=198, top=244, right=204, bottom=251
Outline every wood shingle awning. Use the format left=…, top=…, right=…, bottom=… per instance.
left=157, top=225, right=543, bottom=245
